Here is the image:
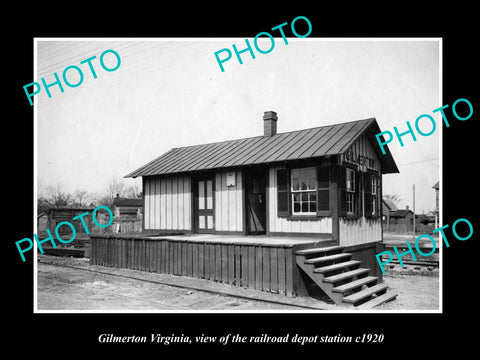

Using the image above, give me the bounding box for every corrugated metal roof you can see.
[126,117,399,178]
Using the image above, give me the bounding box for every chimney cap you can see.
[263,111,278,120]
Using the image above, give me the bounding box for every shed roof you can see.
[117,207,140,214]
[48,206,95,212]
[382,198,398,211]
[126,117,398,178]
[113,198,143,207]
[390,209,413,218]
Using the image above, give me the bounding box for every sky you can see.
[36,38,440,213]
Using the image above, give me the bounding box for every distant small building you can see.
[46,206,114,237]
[416,213,435,225]
[112,195,143,233]
[381,198,398,225]
[433,181,439,227]
[37,213,48,233]
[389,206,414,226]
[48,206,96,235]
[383,205,414,233]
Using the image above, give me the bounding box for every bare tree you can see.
[97,176,127,209]
[73,189,89,206]
[44,183,72,207]
[106,177,125,199]
[37,196,51,215]
[124,182,142,198]
[37,183,73,214]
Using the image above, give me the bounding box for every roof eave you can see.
[363,120,400,175]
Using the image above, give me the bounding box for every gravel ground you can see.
[37,261,301,311]
[380,272,439,310]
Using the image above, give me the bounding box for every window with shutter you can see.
[291,167,317,215]
[277,166,332,218]
[341,166,361,219]
[276,168,290,217]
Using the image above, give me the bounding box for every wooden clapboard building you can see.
[90,111,399,308]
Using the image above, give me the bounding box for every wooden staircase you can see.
[295,245,397,309]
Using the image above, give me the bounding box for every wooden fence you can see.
[113,219,142,233]
[90,235,300,296]
[384,223,436,234]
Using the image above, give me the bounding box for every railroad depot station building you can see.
[91,111,399,308]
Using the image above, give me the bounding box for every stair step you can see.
[356,292,398,310]
[305,253,352,264]
[314,260,361,274]
[323,268,370,283]
[295,246,344,256]
[342,283,388,304]
[332,276,378,294]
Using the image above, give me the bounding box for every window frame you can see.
[345,167,356,216]
[367,170,380,219]
[371,173,377,215]
[340,164,361,219]
[290,167,317,216]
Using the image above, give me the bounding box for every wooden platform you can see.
[149,234,330,247]
[90,233,335,297]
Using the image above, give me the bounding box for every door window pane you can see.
[206,180,213,209]
[198,181,205,210]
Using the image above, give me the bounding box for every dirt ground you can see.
[37,256,302,311]
[380,271,439,310]
[37,262,303,311]
[36,255,439,311]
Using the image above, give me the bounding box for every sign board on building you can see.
[226,171,236,187]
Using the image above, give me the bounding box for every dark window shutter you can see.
[316,167,330,214]
[277,169,290,217]
[355,170,361,217]
[377,176,382,218]
[364,172,372,218]
[339,166,347,217]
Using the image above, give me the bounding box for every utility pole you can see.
[413,184,416,238]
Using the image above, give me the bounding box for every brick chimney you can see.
[263,111,277,137]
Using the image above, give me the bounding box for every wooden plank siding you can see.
[339,217,382,246]
[268,165,333,234]
[90,235,301,297]
[144,175,191,231]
